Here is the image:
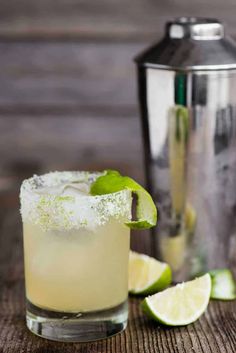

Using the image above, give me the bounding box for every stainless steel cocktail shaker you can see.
[136,17,236,281]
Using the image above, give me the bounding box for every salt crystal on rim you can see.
[20,171,132,231]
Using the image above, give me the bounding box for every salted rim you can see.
[21,170,101,195]
[20,171,132,231]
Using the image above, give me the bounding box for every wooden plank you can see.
[0,207,236,352]
[0,1,236,40]
[0,115,144,182]
[0,42,142,112]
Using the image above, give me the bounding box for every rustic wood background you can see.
[0,2,236,352]
[0,0,236,184]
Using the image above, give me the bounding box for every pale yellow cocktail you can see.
[20,171,132,341]
[23,219,130,312]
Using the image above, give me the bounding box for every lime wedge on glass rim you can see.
[141,274,211,326]
[90,170,157,229]
[209,269,236,300]
[129,251,172,295]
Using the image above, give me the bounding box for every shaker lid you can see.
[135,17,236,71]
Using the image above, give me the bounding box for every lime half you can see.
[141,274,211,326]
[129,251,172,295]
[209,269,236,300]
[90,170,157,229]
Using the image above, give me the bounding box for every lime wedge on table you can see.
[129,251,172,295]
[209,269,236,300]
[90,170,157,229]
[141,274,211,326]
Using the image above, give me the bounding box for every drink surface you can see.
[20,171,132,313]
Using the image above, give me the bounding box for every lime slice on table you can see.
[141,273,211,326]
[129,251,172,295]
[209,269,236,300]
[90,170,157,229]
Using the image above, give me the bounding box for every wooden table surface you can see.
[0,194,235,353]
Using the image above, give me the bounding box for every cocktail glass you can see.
[20,171,132,342]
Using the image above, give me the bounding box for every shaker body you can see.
[138,66,236,281]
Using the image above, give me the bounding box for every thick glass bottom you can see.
[26,299,128,342]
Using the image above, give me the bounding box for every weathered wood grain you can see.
[0,207,236,353]
[0,41,147,181]
[0,42,142,112]
[0,0,236,40]
[0,114,144,183]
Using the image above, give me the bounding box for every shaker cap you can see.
[167,17,224,41]
[136,17,236,71]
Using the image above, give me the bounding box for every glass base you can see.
[26,300,128,342]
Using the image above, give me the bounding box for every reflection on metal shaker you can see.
[135,17,236,281]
